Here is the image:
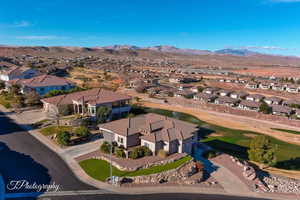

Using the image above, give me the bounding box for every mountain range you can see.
[97,45,260,56]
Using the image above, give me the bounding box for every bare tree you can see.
[46,106,61,126]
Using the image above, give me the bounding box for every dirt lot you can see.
[233,66,300,78]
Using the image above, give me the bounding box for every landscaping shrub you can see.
[74,126,90,137]
[100,142,112,154]
[57,131,71,146]
[129,149,139,159]
[158,150,168,158]
[140,146,152,156]
[115,148,126,158]
[129,146,153,159]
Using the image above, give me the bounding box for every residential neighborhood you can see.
[2,1,300,200]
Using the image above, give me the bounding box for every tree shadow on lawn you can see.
[202,139,249,160]
[275,157,300,170]
[0,141,51,195]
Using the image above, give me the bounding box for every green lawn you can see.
[79,156,192,181]
[271,128,300,135]
[40,125,74,136]
[132,106,300,170]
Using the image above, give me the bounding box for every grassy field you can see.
[271,128,300,135]
[40,125,74,136]
[79,156,192,181]
[132,106,300,170]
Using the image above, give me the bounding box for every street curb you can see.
[0,174,5,200]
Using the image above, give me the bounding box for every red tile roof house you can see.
[263,96,283,105]
[0,65,39,82]
[238,100,262,112]
[286,85,299,93]
[7,74,74,96]
[193,93,217,103]
[271,83,286,91]
[217,89,232,97]
[271,105,293,116]
[230,91,248,99]
[259,82,272,90]
[203,87,219,95]
[246,94,265,102]
[214,96,240,107]
[174,90,194,98]
[98,113,199,155]
[41,88,132,120]
[245,82,258,89]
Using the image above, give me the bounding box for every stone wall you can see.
[124,159,203,185]
[92,153,186,171]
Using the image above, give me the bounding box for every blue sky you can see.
[0,0,300,55]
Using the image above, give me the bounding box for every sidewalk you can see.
[0,105,298,200]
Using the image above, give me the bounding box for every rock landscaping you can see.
[260,173,300,194]
[120,159,204,185]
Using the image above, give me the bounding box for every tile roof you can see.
[41,88,131,106]
[239,100,261,108]
[8,74,73,87]
[99,113,198,143]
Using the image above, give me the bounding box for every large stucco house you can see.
[41,88,132,119]
[99,113,199,155]
[7,74,74,96]
[0,65,39,81]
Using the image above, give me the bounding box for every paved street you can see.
[0,111,96,195]
[6,193,272,200]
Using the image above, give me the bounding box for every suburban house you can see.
[246,94,264,102]
[218,89,231,97]
[286,85,298,93]
[203,87,219,95]
[238,100,261,111]
[272,84,285,91]
[282,99,300,108]
[190,86,199,93]
[245,82,258,89]
[99,113,199,155]
[41,88,132,119]
[193,93,217,103]
[0,66,39,81]
[259,82,271,90]
[230,91,248,99]
[214,96,239,107]
[271,105,293,116]
[296,109,300,118]
[178,84,193,91]
[264,96,283,105]
[174,90,194,98]
[7,74,74,96]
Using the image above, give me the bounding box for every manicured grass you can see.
[79,156,192,181]
[40,125,73,136]
[271,128,300,135]
[133,107,300,170]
